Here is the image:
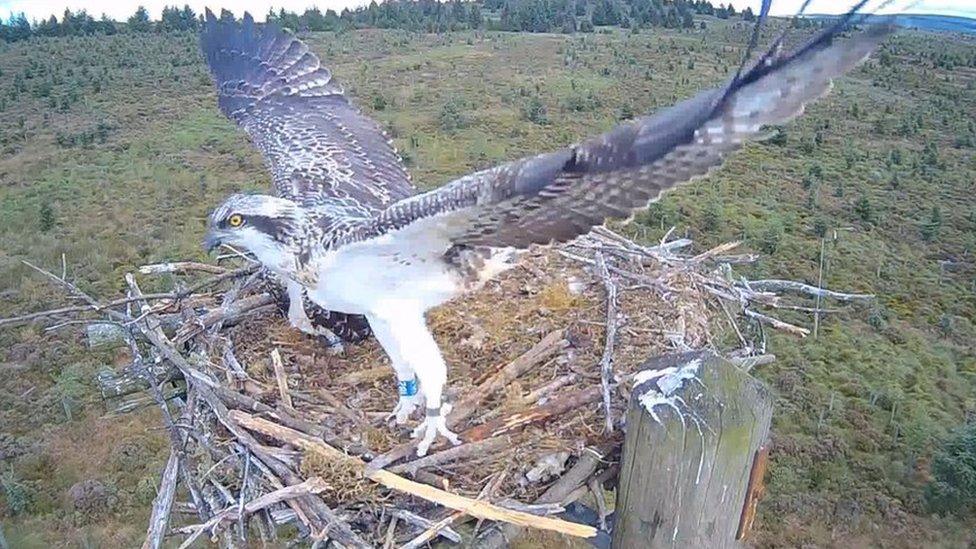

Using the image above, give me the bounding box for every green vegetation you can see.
[926,423,976,516]
[1,0,757,41]
[0,6,973,547]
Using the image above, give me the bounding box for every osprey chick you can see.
[200,4,890,455]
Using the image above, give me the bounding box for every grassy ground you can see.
[0,19,974,547]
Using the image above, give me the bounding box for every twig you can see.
[390,437,511,476]
[523,374,577,405]
[1,264,257,328]
[743,309,811,337]
[475,445,611,548]
[142,449,181,549]
[398,511,465,549]
[729,354,777,372]
[389,509,463,544]
[175,477,331,549]
[368,330,567,472]
[462,386,603,442]
[270,349,295,410]
[594,252,619,433]
[747,279,873,302]
[230,411,596,539]
[139,262,229,275]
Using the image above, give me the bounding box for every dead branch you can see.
[175,477,331,549]
[747,279,874,302]
[139,262,229,275]
[142,449,181,549]
[744,309,811,337]
[230,411,596,539]
[270,349,295,410]
[390,437,512,476]
[174,293,275,344]
[729,354,777,372]
[399,511,466,549]
[368,330,567,472]
[475,445,612,548]
[389,508,463,544]
[462,386,603,441]
[594,252,619,433]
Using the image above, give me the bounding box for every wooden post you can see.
[612,351,773,548]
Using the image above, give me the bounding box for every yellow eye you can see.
[227,214,244,228]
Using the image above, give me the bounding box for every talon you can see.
[413,407,460,456]
[387,394,421,425]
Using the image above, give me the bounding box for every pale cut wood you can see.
[139,261,229,275]
[612,351,773,548]
[229,411,596,539]
[270,349,294,409]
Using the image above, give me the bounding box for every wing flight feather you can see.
[200,11,415,209]
[365,8,890,250]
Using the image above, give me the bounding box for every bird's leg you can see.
[367,308,461,455]
[286,280,343,354]
[367,313,423,424]
[388,363,423,425]
[404,330,460,456]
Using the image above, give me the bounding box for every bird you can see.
[199,3,890,455]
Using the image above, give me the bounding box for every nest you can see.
[3,228,873,547]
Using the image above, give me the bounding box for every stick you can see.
[523,374,577,405]
[229,411,596,539]
[174,293,275,344]
[139,262,228,275]
[462,386,603,442]
[142,449,181,549]
[176,477,331,549]
[125,276,364,548]
[474,445,611,548]
[743,309,811,337]
[390,437,511,476]
[1,264,257,328]
[453,329,567,424]
[270,349,294,410]
[398,511,465,549]
[729,354,776,372]
[594,252,618,433]
[389,509,463,543]
[747,279,873,302]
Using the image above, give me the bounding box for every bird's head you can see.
[205,194,305,269]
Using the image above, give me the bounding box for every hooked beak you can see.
[203,231,222,253]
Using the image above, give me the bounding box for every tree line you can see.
[0,0,753,42]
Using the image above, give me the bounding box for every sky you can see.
[1,0,973,24]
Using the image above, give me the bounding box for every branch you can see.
[142,450,180,549]
[139,262,229,275]
[594,252,619,433]
[744,309,811,337]
[229,411,596,539]
[746,279,874,302]
[175,477,331,549]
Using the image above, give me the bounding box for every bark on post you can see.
[613,351,773,548]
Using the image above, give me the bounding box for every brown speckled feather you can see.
[359,22,890,252]
[200,11,415,210]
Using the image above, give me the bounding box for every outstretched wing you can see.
[200,11,415,209]
[361,13,890,249]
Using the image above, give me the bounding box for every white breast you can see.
[307,216,465,315]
